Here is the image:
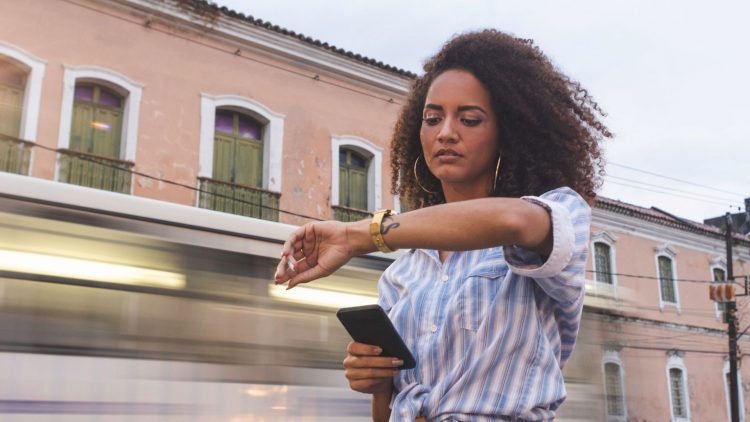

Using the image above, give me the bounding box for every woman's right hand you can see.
[343,341,402,394]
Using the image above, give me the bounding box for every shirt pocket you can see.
[452,266,507,331]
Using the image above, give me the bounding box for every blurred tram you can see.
[0,172,388,421]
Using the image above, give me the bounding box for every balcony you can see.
[58,148,133,194]
[0,134,33,175]
[198,177,280,222]
[332,205,371,222]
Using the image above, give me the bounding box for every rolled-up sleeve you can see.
[504,187,591,304]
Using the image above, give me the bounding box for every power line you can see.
[608,162,746,198]
[605,175,743,206]
[604,179,741,208]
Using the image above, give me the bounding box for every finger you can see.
[343,355,404,369]
[292,249,306,262]
[286,262,333,289]
[345,367,400,381]
[349,379,392,394]
[347,342,383,356]
[282,226,306,257]
[302,224,317,264]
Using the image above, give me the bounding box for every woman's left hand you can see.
[274,220,369,289]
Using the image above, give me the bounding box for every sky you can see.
[216,0,749,223]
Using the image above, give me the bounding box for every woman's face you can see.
[420,69,500,200]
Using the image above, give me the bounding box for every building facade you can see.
[2,0,750,421]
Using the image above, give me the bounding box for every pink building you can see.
[1,0,749,420]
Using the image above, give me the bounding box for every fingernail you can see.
[392,359,403,366]
[372,347,382,354]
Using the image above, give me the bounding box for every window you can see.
[714,266,728,316]
[213,109,263,187]
[339,148,368,211]
[331,135,382,222]
[655,244,679,309]
[57,66,143,194]
[70,84,124,158]
[0,59,26,138]
[659,256,676,303]
[0,42,46,142]
[198,95,284,221]
[594,242,613,284]
[724,360,746,421]
[666,354,690,421]
[602,351,627,421]
[0,42,46,176]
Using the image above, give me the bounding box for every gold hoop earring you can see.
[413,155,436,194]
[492,154,502,194]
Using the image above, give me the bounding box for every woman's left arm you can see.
[275,197,552,288]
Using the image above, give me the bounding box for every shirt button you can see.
[441,274,449,282]
[430,324,438,333]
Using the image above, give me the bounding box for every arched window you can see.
[594,242,613,284]
[655,243,679,310]
[659,256,677,303]
[331,135,382,222]
[339,148,369,211]
[198,94,283,221]
[212,108,263,187]
[712,259,728,318]
[70,83,124,158]
[0,59,26,138]
[57,66,142,194]
[666,354,690,421]
[724,360,746,421]
[602,351,627,421]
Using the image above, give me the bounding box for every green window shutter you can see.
[70,102,95,152]
[212,133,235,182]
[339,164,349,206]
[234,138,262,187]
[91,107,122,158]
[0,82,23,138]
[348,168,367,210]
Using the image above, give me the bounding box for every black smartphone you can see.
[336,304,416,369]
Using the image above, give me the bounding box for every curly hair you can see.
[391,29,611,208]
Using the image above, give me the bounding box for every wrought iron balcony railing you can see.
[332,205,371,223]
[58,149,134,194]
[0,133,33,175]
[198,177,280,222]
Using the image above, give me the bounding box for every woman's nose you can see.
[436,118,458,144]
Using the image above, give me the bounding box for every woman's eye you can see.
[462,118,482,127]
[422,116,442,126]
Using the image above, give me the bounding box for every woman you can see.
[275,30,610,421]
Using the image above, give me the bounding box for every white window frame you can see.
[655,243,680,311]
[331,135,382,212]
[57,65,143,166]
[712,256,729,320]
[591,231,618,285]
[0,42,46,146]
[724,359,746,422]
[666,353,690,422]
[602,350,627,422]
[199,94,284,193]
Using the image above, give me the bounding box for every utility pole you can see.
[727,212,740,422]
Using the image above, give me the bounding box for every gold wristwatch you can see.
[369,209,397,253]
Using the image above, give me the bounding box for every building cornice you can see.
[109,0,413,96]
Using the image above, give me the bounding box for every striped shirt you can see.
[377,187,591,421]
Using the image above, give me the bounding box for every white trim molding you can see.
[723,359,746,422]
[666,352,691,422]
[331,135,383,212]
[57,65,144,163]
[655,243,681,312]
[199,94,284,192]
[602,350,627,422]
[0,42,46,143]
[711,256,729,320]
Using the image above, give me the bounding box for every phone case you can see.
[336,304,416,369]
